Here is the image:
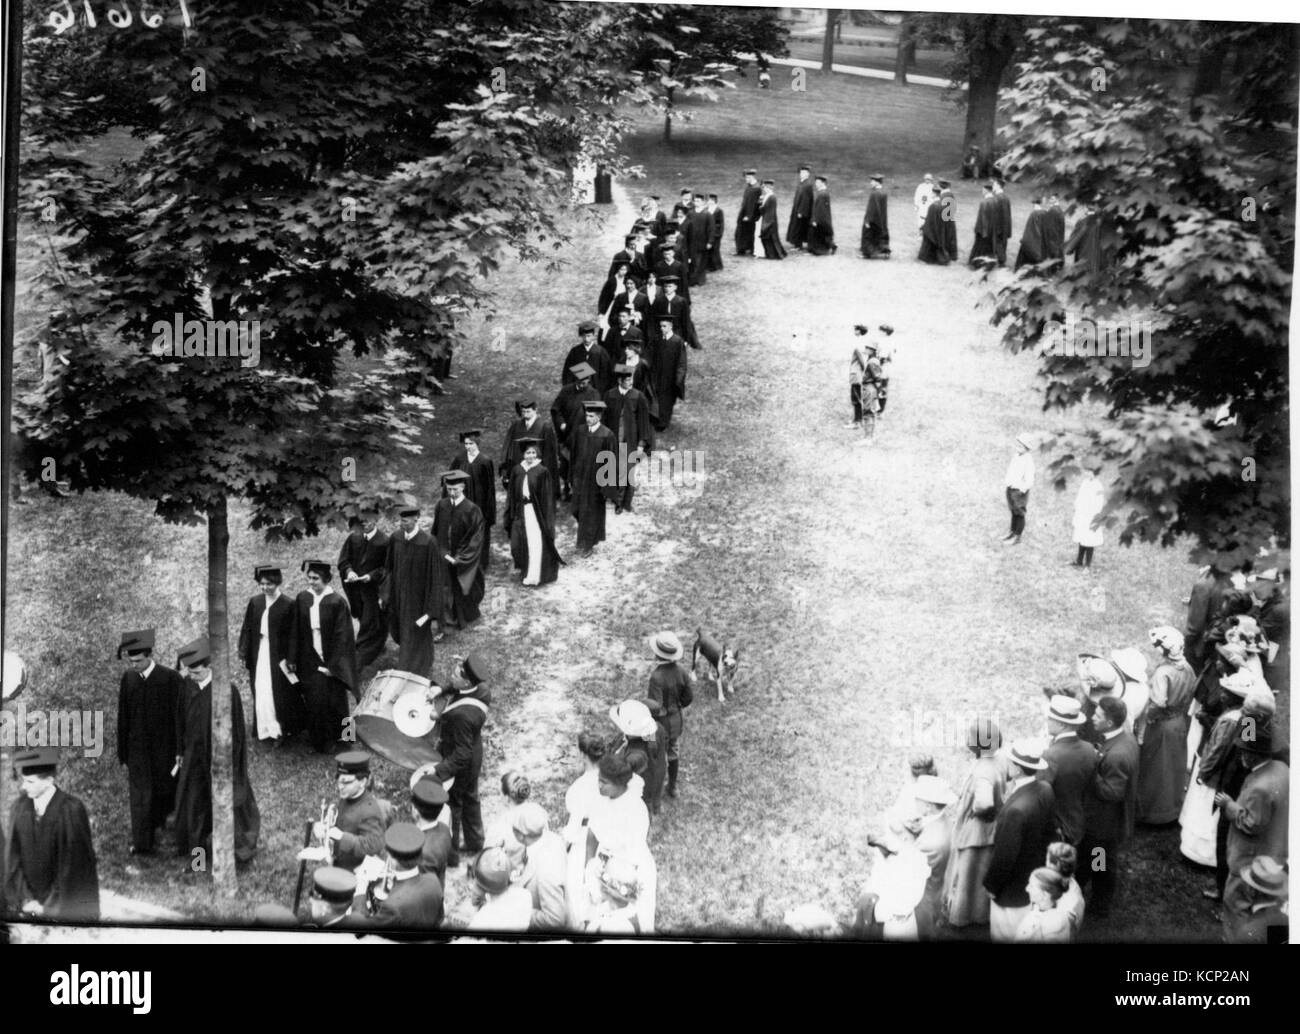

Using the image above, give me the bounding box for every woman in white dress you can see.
[504,440,561,586]
[1071,465,1105,568]
[236,564,299,742]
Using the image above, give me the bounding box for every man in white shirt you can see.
[1003,433,1035,544]
[914,173,935,233]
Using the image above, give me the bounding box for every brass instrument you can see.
[320,798,339,865]
[363,856,396,916]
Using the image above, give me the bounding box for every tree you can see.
[821,9,839,74]
[894,15,917,86]
[17,0,641,897]
[989,19,1295,567]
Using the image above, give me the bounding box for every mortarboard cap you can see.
[458,429,482,442]
[614,363,634,376]
[13,747,60,776]
[177,636,211,669]
[569,361,597,380]
[578,320,597,333]
[440,469,470,485]
[301,559,332,580]
[254,564,283,584]
[117,629,156,659]
[744,168,758,176]
[582,400,608,412]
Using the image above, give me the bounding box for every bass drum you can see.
[352,670,445,771]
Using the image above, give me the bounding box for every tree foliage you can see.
[991,19,1295,567]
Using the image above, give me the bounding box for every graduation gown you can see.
[5,789,99,920]
[1042,206,1066,261]
[1014,209,1049,270]
[505,462,563,585]
[808,190,835,255]
[759,194,786,259]
[648,294,700,351]
[384,529,443,678]
[551,382,600,464]
[860,189,890,258]
[651,259,691,302]
[707,208,725,271]
[433,496,486,629]
[734,184,761,254]
[450,449,496,573]
[596,273,627,318]
[117,662,183,850]
[969,196,999,264]
[786,178,814,247]
[995,194,1012,265]
[337,527,390,672]
[560,342,614,396]
[237,591,305,735]
[686,209,714,286]
[609,289,649,334]
[571,422,619,549]
[1065,213,1112,273]
[648,333,688,431]
[919,195,953,264]
[603,386,652,506]
[173,679,260,863]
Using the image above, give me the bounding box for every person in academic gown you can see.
[758,181,787,260]
[560,321,614,397]
[335,510,390,671]
[969,183,999,266]
[603,365,653,514]
[686,195,715,287]
[807,176,835,255]
[623,337,659,441]
[706,195,725,271]
[734,170,761,256]
[115,628,183,854]
[1042,195,1067,263]
[1065,205,1112,273]
[449,430,496,573]
[602,308,639,367]
[501,398,560,503]
[597,262,632,320]
[433,470,486,630]
[172,638,260,864]
[647,317,688,432]
[859,176,891,258]
[505,438,563,587]
[605,237,647,287]
[993,179,1012,266]
[290,561,361,752]
[786,165,814,248]
[608,275,650,336]
[551,363,601,502]
[940,183,959,260]
[647,277,701,351]
[383,505,443,680]
[571,401,619,555]
[651,241,691,303]
[237,564,304,741]
[5,748,100,921]
[1015,198,1050,270]
[918,187,951,265]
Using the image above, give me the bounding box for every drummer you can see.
[314,750,387,872]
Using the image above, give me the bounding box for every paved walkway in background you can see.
[743,54,958,91]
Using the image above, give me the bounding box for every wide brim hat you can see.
[1240,856,1287,896]
[609,700,658,739]
[1047,694,1086,726]
[1219,669,1260,698]
[1148,625,1185,654]
[1008,739,1049,772]
[912,774,956,807]
[648,631,684,661]
[1110,647,1148,683]
[474,847,513,895]
[1076,653,1123,696]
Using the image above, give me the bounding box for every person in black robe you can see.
[115,628,182,855]
[1015,198,1050,271]
[571,401,619,555]
[5,748,99,921]
[940,182,959,261]
[551,362,600,502]
[651,241,691,303]
[918,186,950,265]
[706,195,725,272]
[602,308,638,367]
[648,317,688,433]
[336,511,390,671]
[1065,204,1113,273]
[560,322,614,396]
[605,236,647,287]
[504,438,563,586]
[603,365,654,514]
[608,275,650,337]
[289,561,360,752]
[500,398,560,500]
[596,262,632,321]
[969,183,999,266]
[449,430,496,573]
[623,337,659,442]
[237,564,304,742]
[172,638,260,866]
[648,277,701,351]
[993,179,1013,266]
[433,470,486,630]
[786,165,814,249]
[807,176,836,255]
[758,180,787,260]
[1042,194,1066,263]
[734,169,761,256]
[686,195,715,287]
[859,174,891,259]
[383,505,443,679]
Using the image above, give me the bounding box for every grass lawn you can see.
[5,72,1226,939]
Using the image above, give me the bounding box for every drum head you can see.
[353,673,443,772]
[394,689,436,738]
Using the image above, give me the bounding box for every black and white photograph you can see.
[0,0,1293,966]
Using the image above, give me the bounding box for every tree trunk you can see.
[662,86,674,143]
[821,10,838,73]
[895,16,915,86]
[1191,42,1228,115]
[962,34,1018,171]
[208,495,236,897]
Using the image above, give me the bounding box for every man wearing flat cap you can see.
[410,778,453,886]
[173,637,260,867]
[384,504,444,679]
[501,399,560,498]
[551,363,601,502]
[116,628,184,855]
[237,565,304,742]
[561,321,614,396]
[337,508,391,669]
[318,750,388,872]
[433,654,492,866]
[603,364,653,515]
[570,400,619,556]
[433,470,487,631]
[308,866,367,928]
[4,748,100,920]
[1042,695,1098,846]
[369,822,445,928]
[290,561,360,753]
[735,169,761,256]
[449,430,497,574]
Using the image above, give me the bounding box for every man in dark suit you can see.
[734,169,761,256]
[369,823,445,929]
[289,561,359,753]
[1217,727,1289,889]
[433,655,492,866]
[337,510,390,670]
[1078,695,1138,916]
[1042,695,1099,845]
[115,628,183,855]
[410,778,452,887]
[984,740,1057,941]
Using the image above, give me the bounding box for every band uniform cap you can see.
[583,400,608,411]
[254,565,283,583]
[512,802,548,840]
[1239,856,1287,896]
[440,469,471,485]
[117,629,156,658]
[1008,739,1049,771]
[336,750,372,776]
[461,653,489,686]
[384,822,427,862]
[649,631,684,661]
[1047,694,1086,725]
[614,363,634,376]
[1110,647,1148,683]
[412,778,449,808]
[13,747,60,776]
[578,320,598,333]
[474,846,513,895]
[302,559,332,578]
[313,866,358,904]
[177,636,211,669]
[569,362,597,380]
[458,428,482,442]
[911,774,957,806]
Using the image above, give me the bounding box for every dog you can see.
[690,628,740,703]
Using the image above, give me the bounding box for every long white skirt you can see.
[1179,755,1218,866]
[253,640,282,740]
[523,502,543,586]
